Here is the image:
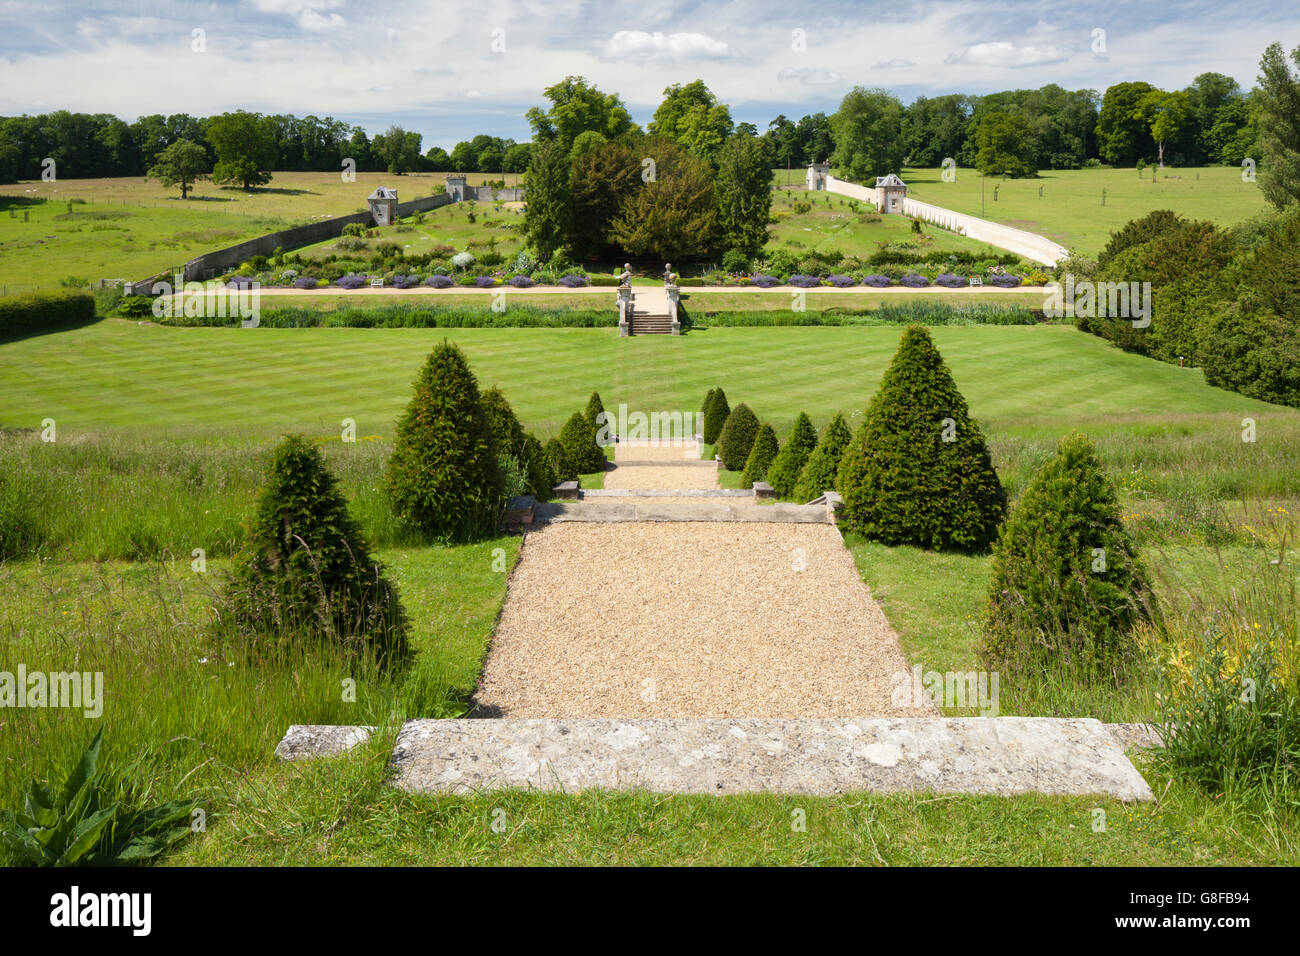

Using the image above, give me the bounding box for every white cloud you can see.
[604,30,732,60]
[945,41,1069,68]
[299,10,345,30]
[248,0,345,13]
[873,58,915,69]
[776,67,842,85]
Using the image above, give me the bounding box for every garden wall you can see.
[130,192,461,290]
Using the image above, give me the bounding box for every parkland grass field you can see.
[2,315,1298,865]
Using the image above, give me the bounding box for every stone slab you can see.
[533,501,830,524]
[275,724,375,760]
[581,488,751,498]
[389,717,1153,801]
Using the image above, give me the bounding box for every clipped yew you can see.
[740,423,779,489]
[386,341,503,540]
[980,433,1155,674]
[837,325,1005,550]
[794,413,852,502]
[766,412,818,498]
[702,388,730,445]
[560,411,604,475]
[546,437,576,483]
[716,403,759,472]
[227,435,408,667]
[482,386,526,459]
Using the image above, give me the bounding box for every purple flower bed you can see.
[826,274,856,288]
[507,275,535,288]
[936,273,966,288]
[335,274,369,290]
[559,274,590,288]
[292,276,318,290]
[788,274,821,288]
[473,275,497,288]
[751,273,780,288]
[227,276,256,290]
[391,274,421,289]
[989,274,1022,287]
[861,274,892,288]
[900,274,930,288]
[425,274,453,289]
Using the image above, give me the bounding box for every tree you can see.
[1134,90,1189,167]
[206,111,275,189]
[837,325,1005,551]
[793,413,852,502]
[546,437,576,482]
[502,143,532,174]
[559,411,604,475]
[609,139,721,262]
[386,342,503,540]
[226,435,409,666]
[716,403,759,472]
[740,423,779,489]
[522,140,572,261]
[1095,82,1156,166]
[1185,72,1243,163]
[482,386,527,460]
[703,388,730,444]
[830,87,907,182]
[765,413,817,498]
[568,141,641,256]
[424,146,452,171]
[649,80,733,165]
[146,139,209,199]
[980,433,1154,675]
[374,125,421,174]
[522,433,556,501]
[973,111,1037,177]
[526,76,636,153]
[1256,42,1300,210]
[903,95,971,168]
[715,132,773,258]
[449,140,478,172]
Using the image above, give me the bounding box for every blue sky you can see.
[1,0,1296,148]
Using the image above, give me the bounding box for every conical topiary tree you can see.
[546,436,576,483]
[716,403,759,472]
[837,325,1005,551]
[227,435,408,667]
[766,412,818,498]
[585,390,616,454]
[740,422,779,489]
[482,386,526,460]
[522,433,556,501]
[980,433,1156,674]
[794,412,852,502]
[386,341,503,540]
[560,411,604,475]
[702,388,730,445]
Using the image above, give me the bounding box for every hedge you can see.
[0,290,95,337]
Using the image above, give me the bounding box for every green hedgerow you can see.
[702,388,731,445]
[837,325,1005,551]
[225,435,409,667]
[980,432,1155,676]
[546,437,576,483]
[794,412,852,502]
[385,341,504,540]
[740,423,780,489]
[560,411,604,475]
[716,403,759,472]
[766,412,817,498]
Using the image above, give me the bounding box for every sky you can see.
[1,0,1297,148]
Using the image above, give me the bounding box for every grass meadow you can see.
[2,315,1297,865]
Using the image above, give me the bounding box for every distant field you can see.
[900,165,1269,258]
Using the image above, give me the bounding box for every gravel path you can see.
[603,463,719,491]
[475,522,934,718]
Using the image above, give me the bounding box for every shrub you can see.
[559,411,604,476]
[837,325,1006,551]
[988,273,1021,288]
[935,273,966,288]
[386,342,504,540]
[342,222,366,237]
[861,274,892,288]
[788,274,821,288]
[507,275,535,287]
[473,275,497,288]
[1199,298,1300,408]
[335,235,368,252]
[293,276,318,290]
[721,248,751,274]
[522,433,557,501]
[425,274,453,289]
[115,296,156,319]
[826,274,856,287]
[752,274,780,288]
[1097,209,1185,271]
[452,252,475,270]
[766,412,818,498]
[793,412,852,502]
[482,386,526,459]
[335,274,368,290]
[740,423,780,489]
[585,391,612,453]
[545,437,576,483]
[391,274,421,289]
[900,273,930,287]
[558,273,589,288]
[716,403,759,471]
[979,433,1154,676]
[226,435,409,666]
[702,388,731,445]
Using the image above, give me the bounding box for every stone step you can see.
[532,500,833,523]
[388,717,1154,801]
